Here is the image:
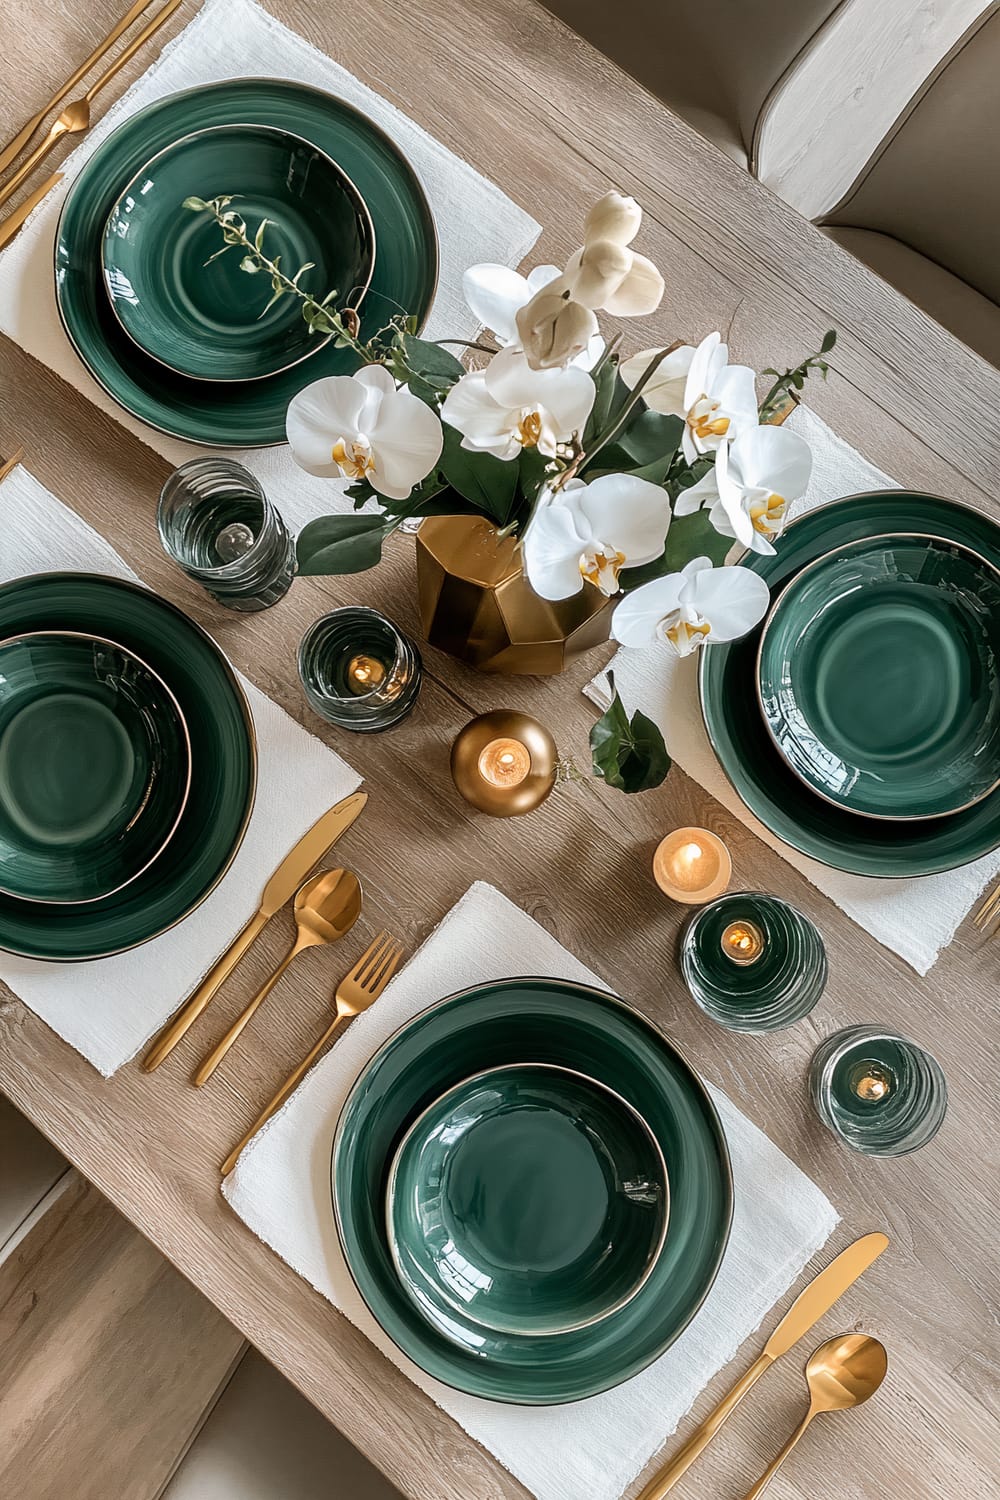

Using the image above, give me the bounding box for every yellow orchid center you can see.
[749,492,787,535]
[664,616,711,651]
[687,394,730,443]
[332,437,375,480]
[580,547,627,594]
[516,410,543,448]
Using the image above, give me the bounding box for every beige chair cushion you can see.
[822,227,1000,368]
[0,1095,66,1253]
[824,6,1000,310]
[540,0,844,160]
[163,1350,402,1500]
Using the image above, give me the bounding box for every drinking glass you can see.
[298,607,422,732]
[810,1025,947,1155]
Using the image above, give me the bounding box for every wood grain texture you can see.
[0,1170,245,1500]
[0,3,998,1499]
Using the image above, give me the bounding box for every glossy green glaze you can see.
[387,1063,669,1338]
[56,79,437,445]
[0,632,190,904]
[103,125,375,383]
[757,534,1000,819]
[700,494,1000,876]
[333,978,732,1404]
[0,576,255,960]
[680,892,827,1033]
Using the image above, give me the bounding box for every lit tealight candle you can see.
[848,1061,895,1103]
[451,710,558,817]
[345,653,388,695]
[720,919,766,966]
[653,828,732,904]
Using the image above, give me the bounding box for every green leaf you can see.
[295,515,391,575]
[820,328,837,354]
[617,408,684,467]
[582,359,618,447]
[590,672,671,794]
[399,334,465,385]
[239,256,260,274]
[182,195,208,212]
[439,425,519,524]
[254,218,268,250]
[381,484,483,520]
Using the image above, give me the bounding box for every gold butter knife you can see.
[142,790,368,1072]
[636,1232,889,1499]
[0,0,158,175]
[0,172,62,251]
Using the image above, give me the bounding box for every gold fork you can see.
[973,879,1000,931]
[220,931,404,1176]
[0,0,184,213]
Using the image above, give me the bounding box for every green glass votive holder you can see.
[298,607,422,733]
[680,891,827,1032]
[810,1025,947,1156]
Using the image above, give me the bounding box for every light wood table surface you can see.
[0,3,997,1497]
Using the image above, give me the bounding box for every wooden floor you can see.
[0,2,998,1499]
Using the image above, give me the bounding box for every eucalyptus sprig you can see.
[182,194,367,351]
[759,329,837,422]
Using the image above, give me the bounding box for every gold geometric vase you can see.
[415,515,614,675]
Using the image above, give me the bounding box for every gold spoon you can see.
[742,1334,887,1500]
[193,868,362,1087]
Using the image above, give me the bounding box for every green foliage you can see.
[590,672,671,794]
[439,426,519,525]
[759,330,837,420]
[296,515,392,575]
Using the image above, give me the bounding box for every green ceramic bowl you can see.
[333,977,732,1405]
[0,631,191,904]
[757,534,1000,819]
[386,1063,669,1339]
[699,493,1000,877]
[0,575,255,960]
[103,124,376,383]
[55,79,437,446]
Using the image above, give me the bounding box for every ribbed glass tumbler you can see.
[810,1025,947,1156]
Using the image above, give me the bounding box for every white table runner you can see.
[0,463,361,1075]
[0,0,541,532]
[226,880,839,1500]
[588,404,1000,975]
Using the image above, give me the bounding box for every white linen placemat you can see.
[225,880,839,1500]
[586,404,1000,975]
[0,463,361,1075]
[0,0,541,531]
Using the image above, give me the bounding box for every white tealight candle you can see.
[653,827,733,904]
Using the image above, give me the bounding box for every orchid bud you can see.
[603,252,665,317]
[515,290,599,370]
[567,239,633,309]
[584,192,642,248]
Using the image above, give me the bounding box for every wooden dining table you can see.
[0,2,997,1496]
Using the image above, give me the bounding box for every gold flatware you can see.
[636,1231,889,1498]
[0,172,62,250]
[0,445,26,483]
[0,0,184,213]
[973,878,1000,931]
[142,790,368,1072]
[742,1333,887,1500]
[193,867,363,1087]
[221,930,403,1175]
[0,0,158,175]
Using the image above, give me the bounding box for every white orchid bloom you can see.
[286,365,443,502]
[620,332,758,464]
[462,262,604,370]
[440,346,595,462]
[674,425,813,556]
[612,556,770,657]
[522,473,670,602]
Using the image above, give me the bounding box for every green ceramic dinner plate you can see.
[333,978,732,1404]
[757,534,1000,819]
[386,1063,669,1339]
[700,493,1000,876]
[0,575,255,960]
[103,124,375,383]
[56,79,437,445]
[0,631,191,904]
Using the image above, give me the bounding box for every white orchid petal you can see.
[570,239,632,308]
[711,363,759,434]
[683,563,771,641]
[286,375,369,476]
[673,468,720,516]
[683,332,724,412]
[602,252,665,316]
[714,440,756,547]
[461,264,529,344]
[522,504,589,600]
[440,371,520,460]
[368,386,444,500]
[611,574,686,647]
[525,264,563,295]
[727,424,813,501]
[485,349,596,435]
[576,473,670,566]
[619,345,694,416]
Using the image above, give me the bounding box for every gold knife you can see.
[636,1231,889,1499]
[142,790,368,1072]
[0,0,158,175]
[0,172,62,251]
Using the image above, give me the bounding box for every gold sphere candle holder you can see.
[450,710,557,817]
[652,828,732,904]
